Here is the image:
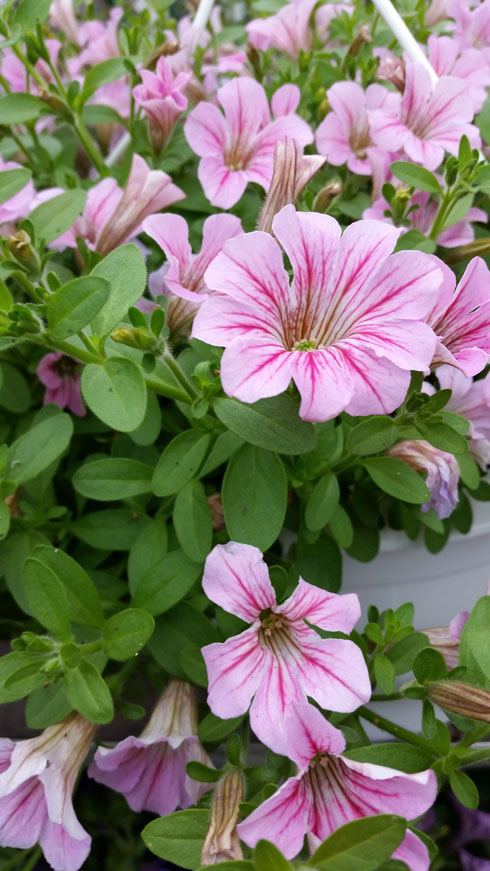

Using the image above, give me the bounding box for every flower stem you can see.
[22,845,42,871]
[358,706,441,756]
[162,350,199,401]
[73,115,107,176]
[458,747,490,766]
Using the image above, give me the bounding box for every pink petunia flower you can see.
[428,34,490,113]
[237,703,437,868]
[200,542,370,755]
[183,78,313,208]
[448,0,490,62]
[88,680,213,815]
[364,189,487,248]
[193,204,443,422]
[0,713,95,871]
[69,7,123,75]
[143,212,243,334]
[133,56,192,153]
[369,62,481,170]
[430,364,490,467]
[424,609,470,670]
[316,81,396,175]
[0,157,35,228]
[427,257,490,377]
[37,353,85,417]
[246,0,319,59]
[386,439,460,518]
[49,0,80,44]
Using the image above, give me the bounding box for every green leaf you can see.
[186,761,221,783]
[104,608,155,660]
[374,654,396,694]
[328,505,354,548]
[22,557,71,638]
[441,193,475,232]
[0,652,47,703]
[394,230,436,254]
[7,412,73,484]
[81,58,129,100]
[222,444,287,551]
[390,162,442,194]
[152,431,211,497]
[198,711,244,743]
[148,602,220,679]
[64,658,114,724]
[25,683,73,729]
[71,508,149,550]
[362,457,430,504]
[413,647,447,684]
[296,531,342,592]
[417,421,468,454]
[254,840,292,871]
[213,394,316,455]
[344,743,434,773]
[90,244,147,337]
[387,632,430,675]
[29,190,87,245]
[0,168,32,206]
[12,0,51,30]
[0,362,31,413]
[0,93,45,123]
[73,457,153,500]
[476,95,490,145]
[458,453,480,490]
[199,431,243,477]
[142,809,210,870]
[132,550,202,615]
[81,357,147,432]
[310,814,407,870]
[47,276,110,339]
[173,479,212,563]
[30,545,104,629]
[347,417,397,455]
[128,516,168,593]
[449,770,479,809]
[129,389,161,446]
[305,471,340,531]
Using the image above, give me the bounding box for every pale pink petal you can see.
[340,757,437,819]
[249,652,305,753]
[198,156,248,209]
[37,353,63,389]
[340,344,411,416]
[278,578,361,634]
[0,780,46,849]
[218,77,270,139]
[283,703,346,769]
[143,213,192,272]
[0,742,13,774]
[393,830,431,871]
[41,822,91,871]
[288,347,354,421]
[353,320,437,371]
[184,102,227,157]
[202,628,266,720]
[449,609,470,641]
[328,221,400,317]
[369,109,408,153]
[202,542,276,622]
[220,335,293,403]
[271,83,301,117]
[192,214,244,287]
[192,294,277,346]
[237,774,309,859]
[327,81,367,132]
[294,637,372,714]
[315,113,353,165]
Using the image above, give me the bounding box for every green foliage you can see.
[29,190,87,244]
[142,809,210,869]
[222,444,287,550]
[81,357,147,431]
[309,815,407,870]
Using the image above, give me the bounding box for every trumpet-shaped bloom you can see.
[37,353,85,417]
[200,542,370,755]
[237,703,437,868]
[193,204,443,422]
[370,62,480,170]
[69,7,122,75]
[316,82,395,175]
[0,713,95,871]
[184,78,313,208]
[246,0,319,59]
[143,212,243,333]
[133,56,192,152]
[387,440,460,518]
[88,680,213,815]
[428,34,490,113]
[427,257,490,377]
[257,140,326,234]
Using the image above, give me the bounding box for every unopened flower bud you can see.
[347,24,372,57]
[144,40,180,70]
[386,440,460,519]
[110,327,159,352]
[37,87,73,120]
[257,140,325,234]
[314,181,342,213]
[201,770,244,865]
[377,56,406,93]
[428,680,490,723]
[246,43,261,79]
[6,231,41,274]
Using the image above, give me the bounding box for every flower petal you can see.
[217,77,270,140]
[279,577,361,634]
[283,702,346,769]
[296,637,372,713]
[339,343,412,416]
[249,654,305,753]
[184,102,227,157]
[198,156,249,209]
[340,756,437,820]
[41,822,91,871]
[220,334,292,403]
[202,542,276,620]
[203,628,266,720]
[393,830,431,871]
[288,347,354,422]
[237,774,309,859]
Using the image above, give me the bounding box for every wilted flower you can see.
[370,62,480,170]
[386,440,460,519]
[37,353,85,417]
[200,542,370,755]
[427,257,490,377]
[88,680,213,815]
[133,56,192,153]
[0,713,95,871]
[237,703,436,868]
[428,680,490,722]
[257,140,325,233]
[143,212,243,334]
[201,771,244,865]
[193,204,443,422]
[184,78,313,208]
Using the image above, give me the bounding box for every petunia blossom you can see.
[88,680,213,815]
[237,703,437,868]
[428,34,490,113]
[133,56,192,153]
[448,0,490,62]
[316,81,395,175]
[427,257,490,377]
[193,204,443,422]
[200,542,370,755]
[183,78,313,208]
[0,713,95,871]
[143,212,243,334]
[424,609,470,670]
[369,62,481,170]
[386,440,460,519]
[246,0,319,59]
[37,353,85,417]
[69,7,123,75]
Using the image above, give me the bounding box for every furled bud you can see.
[376,56,406,93]
[201,770,244,865]
[246,43,261,79]
[257,140,326,234]
[347,24,372,57]
[386,440,460,519]
[6,231,41,274]
[37,87,73,121]
[428,680,490,723]
[314,180,342,213]
[110,327,161,352]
